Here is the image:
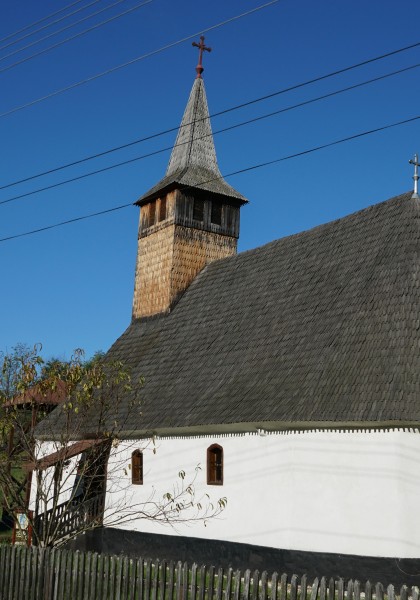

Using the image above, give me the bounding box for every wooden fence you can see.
[0,545,417,600]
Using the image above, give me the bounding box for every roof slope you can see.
[39,192,420,437]
[136,78,246,204]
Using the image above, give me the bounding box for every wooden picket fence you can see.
[0,544,417,600]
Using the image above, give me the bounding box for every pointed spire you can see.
[135,42,246,206]
[166,77,221,177]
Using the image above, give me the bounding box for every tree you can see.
[0,345,226,547]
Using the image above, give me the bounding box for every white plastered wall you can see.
[104,429,420,559]
[28,441,80,512]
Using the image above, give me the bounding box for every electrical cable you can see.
[0,0,104,54]
[1,61,419,205]
[1,113,418,243]
[0,0,87,46]
[0,0,281,117]
[0,0,153,74]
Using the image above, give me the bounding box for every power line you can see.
[0,0,104,54]
[1,114,418,243]
[0,0,153,75]
[0,0,281,117]
[0,0,87,46]
[1,61,419,204]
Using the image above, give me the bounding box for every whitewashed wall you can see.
[104,429,420,559]
[29,441,79,512]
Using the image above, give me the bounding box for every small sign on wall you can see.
[12,511,33,546]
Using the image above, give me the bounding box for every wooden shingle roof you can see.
[38,191,420,438]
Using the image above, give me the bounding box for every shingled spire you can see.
[132,43,247,320]
[136,76,246,204]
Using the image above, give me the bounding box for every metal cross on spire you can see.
[409,154,420,200]
[192,35,211,79]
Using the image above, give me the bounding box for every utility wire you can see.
[0,0,104,54]
[0,0,87,46]
[0,0,280,117]
[0,0,153,74]
[1,114,419,243]
[1,61,419,204]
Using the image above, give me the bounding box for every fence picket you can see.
[89,551,98,600]
[290,575,298,600]
[216,567,224,600]
[232,569,241,600]
[364,581,372,600]
[260,571,268,600]
[159,559,167,600]
[137,557,144,600]
[208,565,215,600]
[199,565,208,600]
[191,562,198,600]
[166,561,174,600]
[183,562,190,600]
[353,581,360,600]
[310,577,319,600]
[243,569,251,600]
[347,580,353,600]
[412,587,419,600]
[115,552,124,600]
[387,584,395,600]
[327,578,334,600]
[270,572,278,600]
[251,570,259,600]
[400,585,408,600]
[336,578,344,600]
[175,561,183,600]
[375,582,384,600]
[319,577,326,600]
[151,559,160,600]
[102,553,110,600]
[279,573,287,600]
[300,575,307,600]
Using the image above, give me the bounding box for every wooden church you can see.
[33,39,420,583]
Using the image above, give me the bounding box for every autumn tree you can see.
[0,345,226,547]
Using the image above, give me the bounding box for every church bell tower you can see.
[132,37,247,320]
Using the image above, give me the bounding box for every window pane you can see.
[211,203,222,225]
[149,201,156,226]
[193,198,204,222]
[159,197,167,222]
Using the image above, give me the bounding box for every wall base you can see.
[64,528,420,587]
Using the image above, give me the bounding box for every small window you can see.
[149,201,156,226]
[207,444,223,485]
[193,198,204,222]
[158,197,167,222]
[211,202,222,225]
[131,450,143,485]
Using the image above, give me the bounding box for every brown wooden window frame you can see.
[131,450,143,485]
[207,444,223,485]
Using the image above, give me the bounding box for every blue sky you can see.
[1,0,420,360]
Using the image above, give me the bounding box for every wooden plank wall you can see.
[0,545,417,600]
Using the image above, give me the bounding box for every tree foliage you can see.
[0,345,226,547]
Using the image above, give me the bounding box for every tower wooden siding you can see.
[132,190,238,319]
